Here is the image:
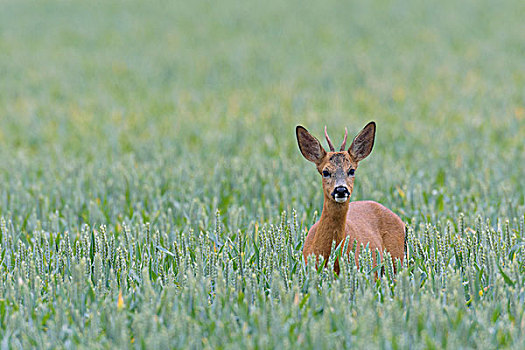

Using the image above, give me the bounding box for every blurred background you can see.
[0,0,523,235]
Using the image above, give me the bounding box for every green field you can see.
[1,0,524,348]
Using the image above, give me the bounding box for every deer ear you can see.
[296,126,326,164]
[348,121,376,162]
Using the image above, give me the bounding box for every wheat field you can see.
[0,0,524,348]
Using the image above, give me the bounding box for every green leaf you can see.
[155,245,175,257]
[497,264,516,287]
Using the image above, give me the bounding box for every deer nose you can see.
[332,186,350,198]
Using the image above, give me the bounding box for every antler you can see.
[339,127,348,151]
[324,126,335,152]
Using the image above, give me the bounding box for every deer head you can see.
[296,122,376,204]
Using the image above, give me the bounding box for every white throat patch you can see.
[334,196,348,203]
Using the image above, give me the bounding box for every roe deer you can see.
[296,122,405,274]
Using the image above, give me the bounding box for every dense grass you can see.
[0,0,524,348]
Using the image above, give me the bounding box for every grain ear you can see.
[349,121,376,162]
[296,126,327,165]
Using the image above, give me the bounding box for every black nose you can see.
[333,186,350,197]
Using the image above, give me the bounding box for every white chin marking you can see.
[334,196,348,203]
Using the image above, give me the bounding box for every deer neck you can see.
[313,195,349,259]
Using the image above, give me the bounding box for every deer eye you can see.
[322,170,331,178]
[348,169,355,176]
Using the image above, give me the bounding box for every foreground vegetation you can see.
[0,0,524,348]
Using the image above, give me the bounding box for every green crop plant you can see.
[0,0,524,348]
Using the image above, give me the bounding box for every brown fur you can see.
[303,199,405,274]
[297,123,405,274]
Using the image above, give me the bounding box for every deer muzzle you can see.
[332,186,350,203]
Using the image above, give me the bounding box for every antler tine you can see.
[339,127,348,151]
[324,126,335,152]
